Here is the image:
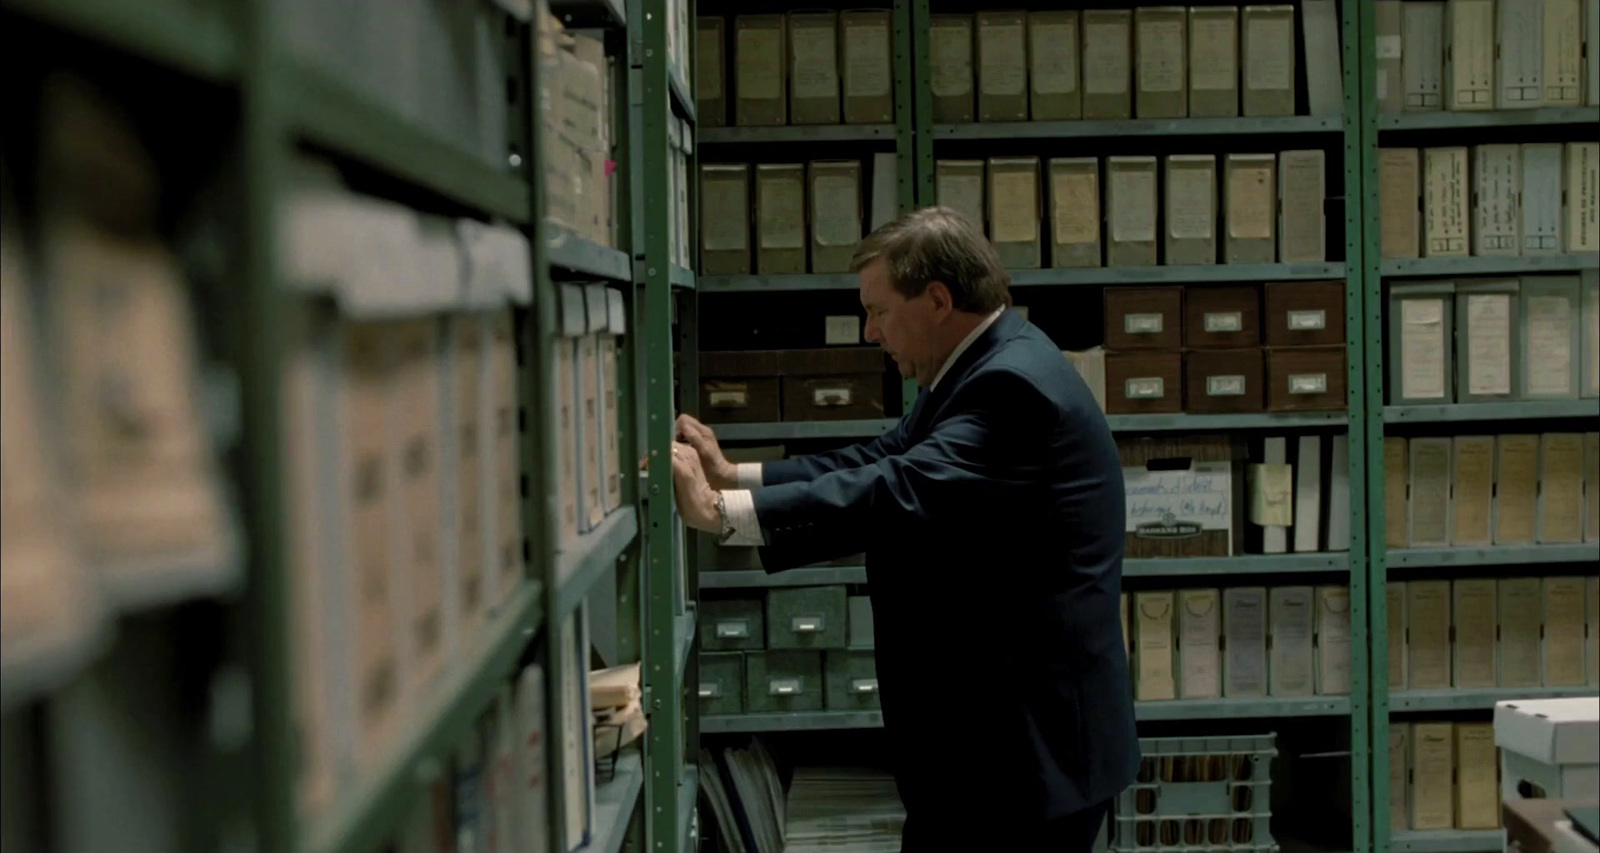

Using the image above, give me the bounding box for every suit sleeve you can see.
[757,415,914,486]
[751,370,1047,571]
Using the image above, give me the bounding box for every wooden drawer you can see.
[1264,280,1345,346]
[1105,286,1183,350]
[779,347,886,422]
[1266,346,1347,411]
[699,350,783,423]
[1184,285,1262,349]
[1184,349,1265,413]
[1105,351,1183,414]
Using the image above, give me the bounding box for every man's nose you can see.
[863,319,881,343]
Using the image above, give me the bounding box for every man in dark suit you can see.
[670,207,1138,850]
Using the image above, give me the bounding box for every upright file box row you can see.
[540,14,617,248]
[699,160,874,276]
[1382,433,1600,548]
[1111,733,1278,852]
[1122,586,1352,702]
[934,151,1329,270]
[1388,722,1501,835]
[1375,0,1600,113]
[1387,276,1600,405]
[927,4,1343,123]
[1386,577,1600,690]
[697,12,895,128]
[1379,144,1600,260]
[553,284,629,552]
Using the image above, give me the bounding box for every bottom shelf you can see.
[584,751,644,853]
[1389,829,1505,853]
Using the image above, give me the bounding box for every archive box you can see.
[755,163,807,274]
[1387,281,1456,406]
[1082,9,1133,119]
[929,14,974,123]
[976,10,1028,121]
[1521,276,1583,401]
[824,650,881,711]
[698,350,782,424]
[1265,345,1347,411]
[1048,157,1101,268]
[697,16,726,126]
[1106,352,1183,415]
[700,599,764,652]
[1118,435,1236,558]
[766,585,849,650]
[1263,281,1344,347]
[1241,5,1295,116]
[700,164,750,276]
[745,650,826,713]
[1225,154,1276,265]
[987,157,1042,269]
[1185,349,1265,414]
[1029,11,1081,120]
[1107,156,1159,267]
[780,348,886,422]
[1187,6,1239,117]
[698,652,745,716]
[1110,733,1277,853]
[1452,278,1520,404]
[935,159,985,234]
[1164,155,1217,267]
[1495,697,1600,802]
[1184,286,1261,349]
[1105,286,1183,351]
[787,12,840,125]
[841,10,894,124]
[808,160,863,274]
[1134,7,1188,119]
[735,14,786,125]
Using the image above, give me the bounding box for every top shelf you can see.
[934,115,1341,140]
[1378,107,1600,132]
[5,0,239,82]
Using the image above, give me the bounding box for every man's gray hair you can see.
[849,206,1012,313]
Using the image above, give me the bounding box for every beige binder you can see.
[842,10,894,124]
[808,160,863,274]
[1406,579,1452,690]
[1164,155,1217,266]
[930,14,975,123]
[1268,586,1315,697]
[935,159,985,233]
[755,163,807,274]
[987,157,1042,269]
[1540,433,1585,543]
[1423,147,1469,258]
[1498,577,1543,688]
[1225,153,1276,264]
[1543,0,1585,106]
[788,12,841,126]
[1496,0,1544,108]
[1178,589,1222,699]
[1380,148,1422,259]
[1134,591,1177,701]
[1452,579,1498,687]
[1494,434,1541,544]
[1385,437,1410,548]
[1082,9,1134,119]
[1279,149,1327,263]
[1376,0,1404,113]
[1189,5,1240,117]
[735,15,787,126]
[1472,144,1521,257]
[1389,723,1411,830]
[1315,586,1352,695]
[698,17,727,127]
[1543,575,1587,685]
[1029,11,1081,120]
[1135,7,1188,118]
[1388,581,1408,689]
[700,164,750,276]
[1455,723,1501,829]
[1409,722,1455,831]
[1450,435,1495,546]
[1048,157,1102,268]
[1408,437,1452,547]
[977,10,1028,121]
[1107,156,1159,267]
[1241,5,1296,116]
[1445,0,1495,110]
[1566,142,1600,254]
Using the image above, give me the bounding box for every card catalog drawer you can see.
[1185,285,1262,349]
[824,650,881,711]
[701,599,765,652]
[699,350,783,424]
[1105,286,1183,350]
[1266,345,1347,411]
[745,651,825,713]
[1106,351,1183,414]
[1263,281,1345,347]
[766,585,849,650]
[698,652,745,716]
[1185,349,1265,413]
[779,347,887,422]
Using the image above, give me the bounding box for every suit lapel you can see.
[906,311,1024,440]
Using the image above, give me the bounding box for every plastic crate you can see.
[1111,733,1278,852]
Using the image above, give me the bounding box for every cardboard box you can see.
[1380,148,1422,259]
[1388,281,1456,405]
[698,16,727,127]
[987,156,1041,268]
[1048,157,1100,268]
[929,14,975,123]
[1521,275,1581,401]
[1225,153,1277,264]
[391,320,445,692]
[1135,7,1188,118]
[1542,0,1585,106]
[808,160,862,274]
[1278,150,1327,263]
[935,159,985,233]
[1473,144,1521,256]
[1495,697,1600,801]
[977,10,1029,121]
[1189,5,1240,117]
[1241,5,1296,116]
[1454,278,1520,403]
[788,12,840,125]
[1522,143,1564,254]
[1164,154,1217,266]
[755,163,807,274]
[842,10,894,123]
[1445,0,1495,111]
[1408,437,1454,547]
[1082,9,1133,119]
[1134,591,1177,701]
[1403,1,1446,112]
[1029,11,1081,120]
[1496,0,1544,108]
[600,290,625,514]
[735,15,786,125]
[701,163,751,275]
[1423,146,1470,258]
[1107,155,1159,267]
[1567,142,1600,255]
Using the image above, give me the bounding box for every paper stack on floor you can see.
[784,766,906,853]
[589,662,645,758]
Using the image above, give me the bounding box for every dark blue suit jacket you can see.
[750,310,1139,835]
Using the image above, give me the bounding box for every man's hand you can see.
[675,414,738,490]
[670,441,722,533]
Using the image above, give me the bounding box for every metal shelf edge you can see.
[1385,543,1599,569]
[699,553,1350,588]
[580,751,644,853]
[711,419,899,441]
[1380,253,1600,277]
[700,697,1351,732]
[670,265,697,290]
[553,509,640,616]
[1379,107,1600,131]
[301,582,544,853]
[1383,401,1600,424]
[1389,686,1600,712]
[1389,829,1506,853]
[4,0,240,81]
[1010,263,1347,287]
[698,124,897,144]
[934,115,1342,139]
[711,411,1349,442]
[547,227,634,282]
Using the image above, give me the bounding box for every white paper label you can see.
[845,23,892,98]
[1376,35,1402,59]
[1111,168,1157,243]
[1246,15,1293,91]
[1167,165,1214,240]
[813,174,860,246]
[930,24,973,97]
[1401,297,1447,400]
[1289,373,1328,394]
[708,390,747,408]
[980,22,1027,96]
[1125,377,1166,398]
[791,23,839,100]
[1527,294,1573,395]
[1031,22,1079,94]
[1124,461,1233,534]
[737,27,782,99]
[1138,19,1185,93]
[715,620,749,638]
[1207,375,1246,396]
[1204,311,1243,333]
[1084,19,1131,94]
[825,315,861,345]
[1288,309,1327,330]
[1125,313,1164,334]
[1465,293,1512,396]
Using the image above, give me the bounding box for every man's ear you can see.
[925,280,953,314]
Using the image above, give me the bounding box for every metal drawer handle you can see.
[715,620,749,639]
[1203,311,1243,333]
[1287,309,1327,331]
[792,616,825,633]
[698,684,721,698]
[812,386,853,407]
[850,679,879,694]
[1124,313,1164,334]
[1125,377,1165,399]
[708,390,748,408]
[1289,373,1328,394]
[1207,375,1246,397]
[769,678,803,696]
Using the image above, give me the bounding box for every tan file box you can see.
[1543,575,1588,685]
[1523,275,1582,401]
[1408,437,1453,547]
[1473,144,1521,257]
[1389,724,1410,830]
[698,16,727,127]
[1452,579,1498,687]
[1406,579,1452,692]
[1379,148,1421,259]
[1496,0,1544,109]
[1278,150,1327,263]
[977,10,1028,121]
[1164,155,1217,266]
[808,160,863,274]
[1498,577,1542,687]
[1455,723,1500,829]
[553,314,579,544]
[1107,156,1159,267]
[1029,11,1081,120]
[756,163,807,274]
[1566,142,1600,254]
[1136,7,1188,118]
[1048,157,1102,268]
[1403,1,1446,112]
[1540,433,1586,543]
[1542,0,1585,106]
[735,15,786,126]
[987,156,1042,269]
[700,164,750,276]
[930,14,975,123]
[1384,437,1409,548]
[1455,279,1520,404]
[1450,435,1495,546]
[601,292,625,514]
[1587,431,1600,542]
[1588,575,1599,684]
[1242,5,1296,116]
[578,295,605,532]
[1390,281,1455,405]
[488,312,522,601]
[1082,9,1133,119]
[1178,588,1222,698]
[1388,582,1409,688]
[1495,435,1540,544]
[1376,0,1403,113]
[842,10,894,124]
[935,159,985,232]
[1188,5,1240,117]
[392,321,444,691]
[1225,153,1277,264]
[1409,722,1455,831]
[788,12,841,126]
[1584,272,1600,399]
[1134,591,1177,701]
[1423,146,1469,258]
[1445,0,1494,111]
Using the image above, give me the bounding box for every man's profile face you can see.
[859,258,938,384]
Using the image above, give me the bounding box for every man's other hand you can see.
[675,414,737,490]
[670,441,722,533]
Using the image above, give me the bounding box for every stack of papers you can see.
[589,662,645,758]
[784,767,905,853]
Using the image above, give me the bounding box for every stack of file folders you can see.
[697,740,787,853]
[784,766,906,853]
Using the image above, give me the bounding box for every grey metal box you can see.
[698,652,745,716]
[701,599,764,652]
[766,585,849,649]
[825,650,881,711]
[1387,281,1456,405]
[745,650,825,713]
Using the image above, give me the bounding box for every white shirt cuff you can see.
[735,462,764,489]
[720,489,764,547]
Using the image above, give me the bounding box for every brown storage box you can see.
[700,351,783,424]
[1117,435,1236,557]
[780,348,887,422]
[842,10,894,124]
[698,17,727,127]
[788,12,841,125]
[1104,286,1183,350]
[1184,285,1261,349]
[1184,349,1265,413]
[1105,351,1183,414]
[735,15,787,126]
[1263,280,1345,346]
[1265,345,1347,412]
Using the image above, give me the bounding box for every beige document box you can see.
[698,17,727,127]
[735,15,786,126]
[1380,148,1421,259]
[930,14,974,123]
[1422,146,1469,258]
[1473,144,1521,257]
[1403,1,1445,112]
[988,156,1042,269]
[977,10,1028,121]
[1082,9,1133,119]
[1107,156,1159,267]
[842,10,894,124]
[808,160,863,274]
[1225,153,1277,264]
[1445,0,1495,111]
[935,159,985,232]
[756,163,807,274]
[1029,11,1081,120]
[788,12,840,126]
[1241,5,1296,116]
[1049,157,1102,268]
[1164,154,1217,266]
[700,164,750,276]
[1136,7,1188,118]
[1376,0,1403,113]
[1278,149,1327,263]
[1189,5,1240,117]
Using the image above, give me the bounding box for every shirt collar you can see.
[929,308,1005,391]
